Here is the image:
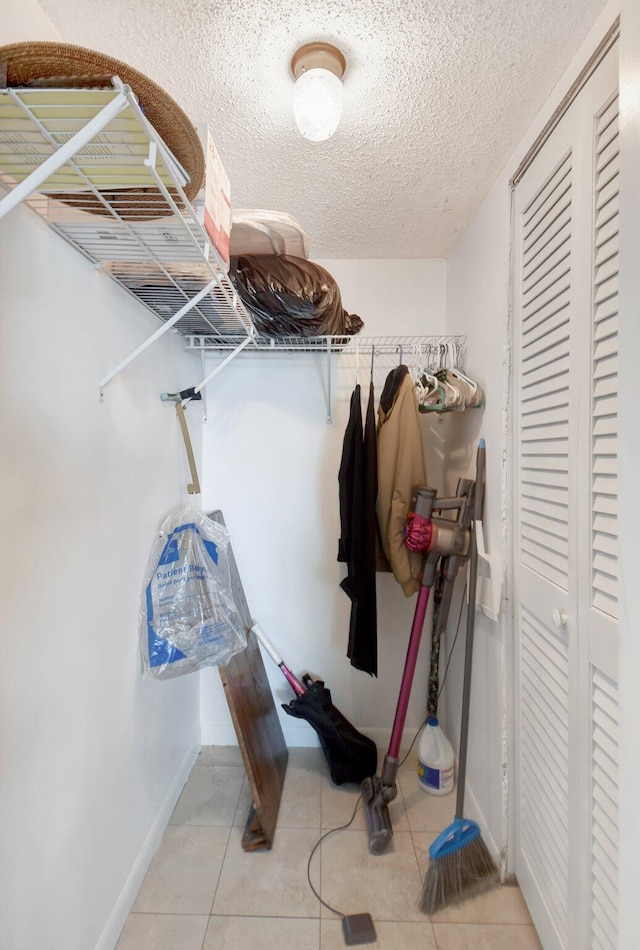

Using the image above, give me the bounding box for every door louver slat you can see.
[592,99,619,621]
[594,194,619,230]
[523,222,571,283]
[523,153,572,220]
[595,133,619,175]
[596,95,619,135]
[594,233,618,266]
[519,153,571,588]
[523,248,571,299]
[591,667,618,950]
[520,607,569,944]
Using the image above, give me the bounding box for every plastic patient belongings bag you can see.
[139,506,247,679]
[229,254,364,338]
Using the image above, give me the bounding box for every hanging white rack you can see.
[0,79,255,394]
[185,333,467,423]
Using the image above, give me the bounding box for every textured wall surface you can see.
[38,0,605,258]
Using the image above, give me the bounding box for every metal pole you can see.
[326,336,333,424]
[0,90,129,220]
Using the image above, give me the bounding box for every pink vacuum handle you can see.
[388,583,431,759]
[281,664,306,697]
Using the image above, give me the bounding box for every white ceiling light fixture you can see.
[290,42,346,143]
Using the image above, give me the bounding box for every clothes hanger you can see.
[450,366,477,389]
[415,358,446,411]
[370,344,375,383]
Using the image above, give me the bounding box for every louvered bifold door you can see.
[512,41,619,950]
[513,117,578,950]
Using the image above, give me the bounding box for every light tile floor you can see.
[116,747,542,950]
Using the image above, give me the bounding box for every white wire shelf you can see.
[185,333,467,358]
[0,82,255,389]
[186,334,468,424]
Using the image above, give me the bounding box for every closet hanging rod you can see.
[185,333,469,425]
[184,334,467,357]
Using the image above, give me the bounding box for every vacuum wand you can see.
[362,469,476,856]
[251,623,306,696]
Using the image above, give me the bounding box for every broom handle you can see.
[455,440,485,820]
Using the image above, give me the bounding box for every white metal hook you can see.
[445,340,455,369]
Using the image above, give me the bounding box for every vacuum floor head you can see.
[361,775,393,855]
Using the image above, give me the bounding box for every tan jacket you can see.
[376,371,428,596]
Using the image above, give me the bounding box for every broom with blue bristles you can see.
[421,439,498,915]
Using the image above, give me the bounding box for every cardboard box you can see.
[194,129,231,269]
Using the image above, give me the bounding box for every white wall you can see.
[0,202,203,950]
[441,0,620,867]
[616,0,640,943]
[439,190,511,862]
[0,8,203,948]
[199,259,448,747]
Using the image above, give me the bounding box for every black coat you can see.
[337,382,378,676]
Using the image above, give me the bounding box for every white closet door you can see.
[513,116,579,950]
[512,45,619,950]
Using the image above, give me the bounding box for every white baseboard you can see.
[200,723,245,746]
[95,741,200,950]
[201,721,321,747]
[460,778,501,864]
[364,727,419,750]
[199,723,419,751]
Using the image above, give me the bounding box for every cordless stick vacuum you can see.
[362,468,477,855]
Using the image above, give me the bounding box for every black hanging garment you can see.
[337,383,378,676]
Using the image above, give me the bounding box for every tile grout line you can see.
[206,767,238,921]
[230,773,247,829]
[400,757,438,944]
[123,749,538,948]
[397,750,442,946]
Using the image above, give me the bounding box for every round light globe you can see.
[293,67,343,142]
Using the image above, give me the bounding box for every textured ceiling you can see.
[40,0,606,258]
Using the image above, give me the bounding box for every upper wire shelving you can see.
[0,81,468,413]
[0,79,255,391]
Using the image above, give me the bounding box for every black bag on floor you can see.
[282,675,378,785]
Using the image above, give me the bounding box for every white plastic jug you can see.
[417,717,454,795]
